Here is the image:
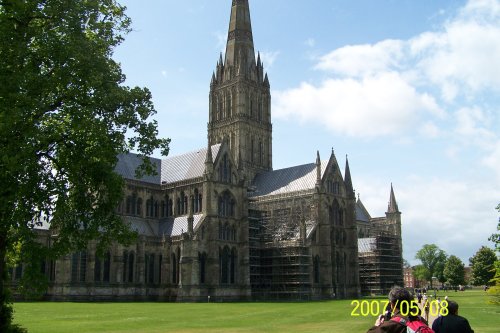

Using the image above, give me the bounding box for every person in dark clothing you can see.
[367,287,426,333]
[432,300,474,333]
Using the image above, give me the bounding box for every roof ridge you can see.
[163,143,221,161]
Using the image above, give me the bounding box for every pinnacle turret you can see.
[344,155,355,198]
[387,183,400,213]
[204,141,214,179]
[316,151,321,186]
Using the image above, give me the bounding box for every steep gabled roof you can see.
[116,153,162,184]
[115,144,221,185]
[250,162,328,197]
[356,197,372,223]
[161,144,221,184]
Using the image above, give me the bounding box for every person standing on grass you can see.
[366,287,430,333]
[432,300,474,333]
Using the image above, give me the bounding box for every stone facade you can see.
[9,0,403,301]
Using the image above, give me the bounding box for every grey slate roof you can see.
[161,144,221,184]
[358,237,377,253]
[356,199,371,223]
[250,162,328,198]
[125,216,159,237]
[116,153,161,184]
[159,214,204,237]
[115,144,221,185]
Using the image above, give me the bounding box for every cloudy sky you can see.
[114,0,500,266]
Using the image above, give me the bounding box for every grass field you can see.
[13,290,499,333]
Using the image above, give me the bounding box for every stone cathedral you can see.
[10,0,403,300]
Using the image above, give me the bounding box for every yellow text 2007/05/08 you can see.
[350,300,449,317]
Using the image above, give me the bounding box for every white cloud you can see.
[274,0,500,138]
[273,72,441,138]
[414,22,500,100]
[482,140,500,182]
[259,50,280,68]
[213,31,226,53]
[357,176,500,265]
[315,40,404,78]
[419,121,441,138]
[454,107,494,142]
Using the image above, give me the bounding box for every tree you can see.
[412,264,428,288]
[0,1,169,331]
[488,203,499,251]
[469,246,497,286]
[488,203,500,304]
[415,244,447,288]
[443,255,465,288]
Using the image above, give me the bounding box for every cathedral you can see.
[10,0,403,301]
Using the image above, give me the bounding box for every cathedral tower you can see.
[208,0,272,181]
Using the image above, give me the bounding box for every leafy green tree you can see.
[488,261,500,305]
[415,244,447,288]
[488,203,500,305]
[0,1,169,331]
[469,246,497,286]
[412,264,428,288]
[443,255,465,288]
[488,203,499,252]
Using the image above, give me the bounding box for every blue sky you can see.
[114,0,500,266]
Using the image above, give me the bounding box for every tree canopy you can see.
[0,0,169,331]
[489,203,499,252]
[415,244,447,288]
[443,255,465,287]
[469,246,497,286]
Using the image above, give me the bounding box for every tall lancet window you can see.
[259,140,263,166]
[227,94,232,117]
[218,96,223,120]
[251,138,254,163]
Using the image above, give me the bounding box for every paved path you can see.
[416,298,441,327]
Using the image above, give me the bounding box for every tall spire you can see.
[344,155,355,198]
[387,183,399,213]
[225,0,256,67]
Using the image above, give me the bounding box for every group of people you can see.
[366,287,474,333]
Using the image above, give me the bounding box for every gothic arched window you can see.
[126,196,132,215]
[194,189,202,213]
[136,198,143,217]
[219,154,231,183]
[171,252,177,284]
[160,200,166,218]
[167,198,173,217]
[94,251,111,283]
[220,246,230,284]
[146,198,152,217]
[218,191,235,217]
[71,251,87,283]
[199,252,207,284]
[258,140,263,166]
[145,253,155,284]
[314,255,320,284]
[230,248,237,284]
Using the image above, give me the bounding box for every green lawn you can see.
[12,290,499,333]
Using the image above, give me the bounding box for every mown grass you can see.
[12,290,499,333]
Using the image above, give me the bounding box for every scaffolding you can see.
[248,196,315,300]
[358,234,403,295]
